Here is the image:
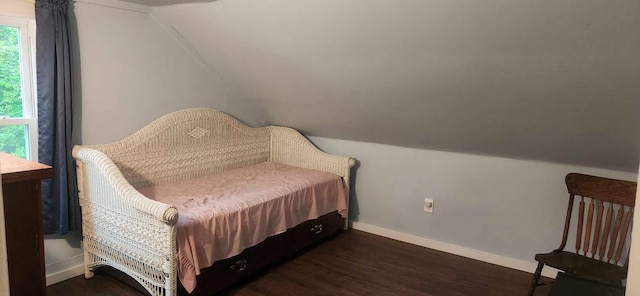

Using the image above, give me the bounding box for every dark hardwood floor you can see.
[47,230,553,296]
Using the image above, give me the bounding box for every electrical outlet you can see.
[424,198,434,213]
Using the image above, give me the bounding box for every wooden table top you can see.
[0,153,53,184]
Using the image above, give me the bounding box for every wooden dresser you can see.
[1,153,53,296]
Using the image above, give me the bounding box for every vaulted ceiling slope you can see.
[145,0,639,171]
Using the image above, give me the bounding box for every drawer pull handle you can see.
[229,259,247,272]
[310,224,323,235]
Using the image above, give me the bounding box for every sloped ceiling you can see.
[143,0,638,171]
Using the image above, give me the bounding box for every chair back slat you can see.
[599,204,614,260]
[583,199,594,256]
[607,207,625,262]
[614,208,633,264]
[576,197,585,253]
[590,200,604,258]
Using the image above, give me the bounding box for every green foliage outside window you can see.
[0,125,26,157]
[0,25,27,158]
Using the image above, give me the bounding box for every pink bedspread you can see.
[138,161,347,293]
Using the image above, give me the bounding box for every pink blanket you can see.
[138,161,347,293]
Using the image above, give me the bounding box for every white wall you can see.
[310,136,638,273]
[626,167,640,295]
[44,0,231,283]
[72,0,229,145]
[0,0,34,19]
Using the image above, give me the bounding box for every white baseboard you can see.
[46,252,85,286]
[46,263,85,286]
[350,221,558,279]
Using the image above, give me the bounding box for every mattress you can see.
[138,161,347,293]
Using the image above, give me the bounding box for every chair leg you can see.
[528,262,544,296]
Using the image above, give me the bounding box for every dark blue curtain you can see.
[35,0,80,235]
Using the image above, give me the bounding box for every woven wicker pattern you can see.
[74,148,178,296]
[269,126,356,222]
[87,108,270,189]
[72,108,354,296]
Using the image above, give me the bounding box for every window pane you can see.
[0,25,23,118]
[0,125,27,158]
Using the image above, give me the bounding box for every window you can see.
[0,17,37,160]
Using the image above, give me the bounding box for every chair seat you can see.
[535,251,626,286]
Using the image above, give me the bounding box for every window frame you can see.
[0,16,37,160]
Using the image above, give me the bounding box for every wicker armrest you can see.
[73,147,178,226]
[268,126,355,189]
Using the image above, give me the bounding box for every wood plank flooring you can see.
[47,230,553,296]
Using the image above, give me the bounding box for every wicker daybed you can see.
[72,108,355,296]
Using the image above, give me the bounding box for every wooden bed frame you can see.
[72,108,354,296]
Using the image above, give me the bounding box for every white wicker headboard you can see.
[79,108,270,189]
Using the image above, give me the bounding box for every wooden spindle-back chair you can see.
[528,173,637,296]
